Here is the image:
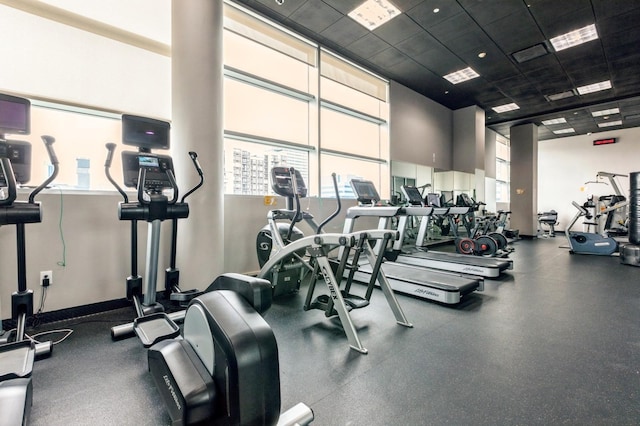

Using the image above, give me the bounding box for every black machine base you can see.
[148,339,216,426]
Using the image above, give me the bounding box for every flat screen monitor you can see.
[426,193,441,207]
[441,190,453,206]
[0,93,30,136]
[401,185,423,206]
[350,179,380,204]
[456,193,473,207]
[122,114,170,150]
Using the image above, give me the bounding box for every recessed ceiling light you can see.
[443,67,479,84]
[598,120,622,128]
[577,80,612,95]
[444,90,449,94]
[348,0,401,30]
[478,52,487,58]
[433,8,440,13]
[553,128,575,134]
[541,117,567,125]
[492,103,520,113]
[550,24,598,52]
[587,132,592,135]
[591,107,620,117]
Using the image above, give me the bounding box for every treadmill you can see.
[394,185,513,278]
[343,179,483,304]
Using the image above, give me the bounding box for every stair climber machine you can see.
[565,199,619,255]
[396,185,512,278]
[343,180,485,305]
[621,172,640,266]
[0,93,58,426]
[105,114,202,347]
[148,273,314,426]
[256,167,412,354]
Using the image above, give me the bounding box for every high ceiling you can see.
[234,0,640,140]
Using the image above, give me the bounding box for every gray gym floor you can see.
[27,237,640,425]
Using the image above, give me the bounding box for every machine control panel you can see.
[271,166,307,198]
[121,151,174,191]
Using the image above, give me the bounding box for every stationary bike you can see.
[0,93,59,426]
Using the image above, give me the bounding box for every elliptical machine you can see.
[0,93,59,425]
[105,114,201,346]
[256,167,309,297]
[148,273,314,426]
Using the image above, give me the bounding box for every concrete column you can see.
[453,105,485,200]
[509,123,538,237]
[171,0,224,285]
[453,105,485,173]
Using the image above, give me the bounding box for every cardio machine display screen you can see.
[402,186,423,205]
[0,94,30,135]
[139,156,160,168]
[351,179,380,204]
[122,114,170,150]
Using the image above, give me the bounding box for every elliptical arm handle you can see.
[316,173,341,235]
[104,143,129,203]
[166,169,179,204]
[180,151,204,203]
[28,135,59,203]
[285,167,300,242]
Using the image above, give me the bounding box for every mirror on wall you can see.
[390,161,433,204]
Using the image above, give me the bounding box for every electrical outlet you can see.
[40,270,53,286]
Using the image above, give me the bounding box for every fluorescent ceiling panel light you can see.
[443,67,480,84]
[492,103,520,113]
[577,80,612,95]
[550,24,598,51]
[591,108,620,117]
[348,0,401,30]
[552,128,575,134]
[598,120,622,128]
[541,117,567,125]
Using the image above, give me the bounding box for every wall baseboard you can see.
[1,298,131,331]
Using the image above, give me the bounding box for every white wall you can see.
[538,126,640,231]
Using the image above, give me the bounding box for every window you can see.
[496,134,510,203]
[319,50,390,198]
[222,2,318,195]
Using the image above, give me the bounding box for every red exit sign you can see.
[593,137,617,146]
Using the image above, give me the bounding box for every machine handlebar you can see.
[28,135,59,203]
[316,173,341,234]
[181,151,204,203]
[104,143,129,203]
